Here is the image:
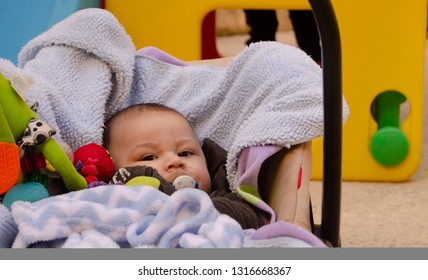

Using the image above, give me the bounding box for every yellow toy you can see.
[105,0,426,182]
[0,73,87,194]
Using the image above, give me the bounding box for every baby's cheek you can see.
[199,174,212,193]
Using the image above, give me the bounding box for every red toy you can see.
[73,143,115,185]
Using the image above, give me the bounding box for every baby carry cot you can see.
[0,0,345,248]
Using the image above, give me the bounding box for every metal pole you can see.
[308,0,343,247]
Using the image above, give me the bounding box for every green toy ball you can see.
[370,126,409,167]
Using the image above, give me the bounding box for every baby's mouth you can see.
[164,170,189,184]
[164,169,199,189]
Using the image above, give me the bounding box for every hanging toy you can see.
[73,143,115,185]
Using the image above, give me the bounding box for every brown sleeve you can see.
[203,139,264,229]
[210,190,264,230]
[201,138,230,193]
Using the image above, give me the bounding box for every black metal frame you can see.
[308,0,342,247]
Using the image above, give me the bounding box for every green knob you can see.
[370,127,409,166]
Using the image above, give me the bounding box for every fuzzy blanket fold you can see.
[0,8,349,190]
[10,186,243,248]
[132,44,350,187]
[0,8,135,149]
[4,186,325,248]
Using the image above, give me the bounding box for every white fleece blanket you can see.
[5,185,325,248]
[10,186,244,248]
[0,8,349,190]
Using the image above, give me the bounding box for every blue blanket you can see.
[3,185,325,248]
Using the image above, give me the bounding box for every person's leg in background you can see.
[289,10,322,64]
[244,10,278,46]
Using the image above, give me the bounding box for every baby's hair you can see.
[103,103,188,148]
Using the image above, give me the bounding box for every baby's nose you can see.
[165,153,186,170]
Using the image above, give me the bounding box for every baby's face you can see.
[107,110,211,193]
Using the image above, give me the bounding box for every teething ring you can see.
[0,142,21,194]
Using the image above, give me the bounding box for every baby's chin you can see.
[196,181,211,193]
[190,175,211,193]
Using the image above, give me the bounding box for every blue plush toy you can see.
[3,182,49,209]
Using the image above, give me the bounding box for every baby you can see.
[103,103,211,193]
[103,103,265,229]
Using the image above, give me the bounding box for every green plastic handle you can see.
[370,90,409,166]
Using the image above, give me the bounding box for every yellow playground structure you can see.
[106,0,427,182]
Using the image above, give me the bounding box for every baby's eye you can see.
[178,151,193,157]
[141,155,157,161]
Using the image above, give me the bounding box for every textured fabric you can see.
[7,185,325,248]
[0,8,135,151]
[131,42,350,191]
[0,8,349,196]
[11,185,243,248]
[17,118,56,149]
[202,138,264,229]
[0,204,18,248]
[210,190,264,229]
